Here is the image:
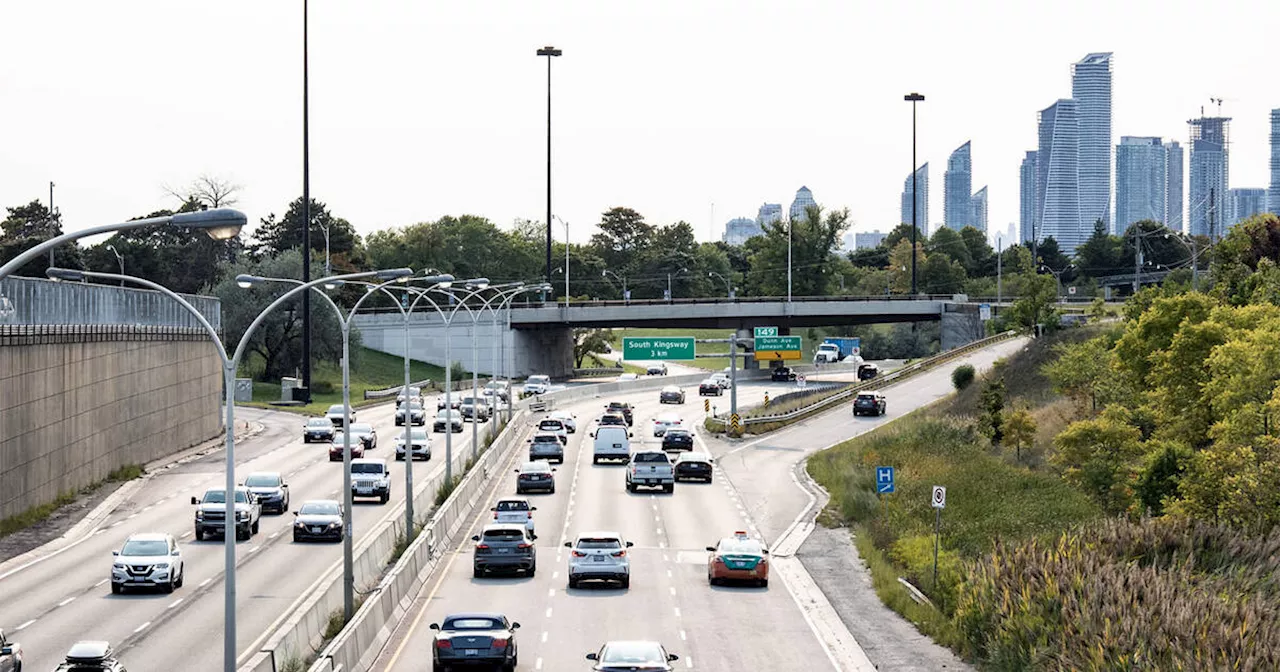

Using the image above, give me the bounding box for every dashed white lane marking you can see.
[95,529,106,535]
[663,554,669,562]
[141,506,153,513]
[657,528,664,535]
[541,631,548,643]
[674,607,681,618]
[94,579,108,587]
[535,658,543,670]
[57,596,76,607]
[246,546,259,554]
[680,629,687,640]
[168,598,184,609]
[15,619,35,631]
[667,569,673,578]
[199,578,212,588]
[685,657,693,668]
[552,571,559,579]
[180,531,193,539]
[133,621,151,633]
[126,513,137,520]
[547,588,555,598]
[545,607,552,618]
[659,542,666,549]
[109,521,123,528]
[269,531,281,539]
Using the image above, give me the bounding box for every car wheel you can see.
[175,567,184,588]
[432,661,445,672]
[528,566,536,577]
[592,456,600,465]
[626,482,636,493]
[760,578,769,588]
[620,576,630,589]
[164,575,175,593]
[568,576,579,589]
[549,485,556,494]
[503,659,516,672]
[194,528,203,541]
[252,520,260,534]
[293,532,301,543]
[473,567,483,579]
[709,575,719,586]
[111,582,122,595]
[381,493,389,504]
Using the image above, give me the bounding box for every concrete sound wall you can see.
[0,325,222,521]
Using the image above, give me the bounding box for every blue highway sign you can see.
[876,466,895,494]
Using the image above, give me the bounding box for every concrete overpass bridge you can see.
[353,294,986,378]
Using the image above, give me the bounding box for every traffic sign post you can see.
[979,303,992,321]
[729,413,741,435]
[704,398,710,412]
[931,485,946,592]
[876,467,895,494]
[622,337,695,360]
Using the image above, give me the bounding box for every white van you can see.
[591,425,632,464]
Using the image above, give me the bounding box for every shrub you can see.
[951,364,976,390]
[310,380,336,395]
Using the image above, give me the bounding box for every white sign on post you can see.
[931,485,946,509]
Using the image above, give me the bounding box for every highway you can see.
[370,344,1025,672]
[0,396,478,672]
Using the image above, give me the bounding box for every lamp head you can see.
[235,274,259,289]
[464,278,490,289]
[324,279,345,290]
[170,208,247,241]
[374,268,414,282]
[46,267,85,282]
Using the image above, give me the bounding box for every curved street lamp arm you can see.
[230,271,386,366]
[0,215,172,280]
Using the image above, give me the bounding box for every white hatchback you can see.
[565,531,633,589]
[652,413,683,437]
[491,497,536,533]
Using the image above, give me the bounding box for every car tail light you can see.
[476,543,489,550]
[436,640,452,650]
[611,550,627,558]
[493,511,499,519]
[517,542,532,549]
[492,637,509,648]
[527,512,533,519]
[572,551,587,558]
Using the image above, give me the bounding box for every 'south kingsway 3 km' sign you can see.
[622,337,696,360]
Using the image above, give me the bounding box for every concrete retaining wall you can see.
[0,325,222,520]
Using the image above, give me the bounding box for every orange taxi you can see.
[706,531,769,587]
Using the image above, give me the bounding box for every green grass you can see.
[0,491,78,538]
[240,347,452,415]
[851,525,962,650]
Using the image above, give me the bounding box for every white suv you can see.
[112,532,184,594]
[564,532,633,589]
[652,413,683,437]
[492,497,537,533]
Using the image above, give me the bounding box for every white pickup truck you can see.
[625,450,675,493]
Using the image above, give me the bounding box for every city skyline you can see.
[1115,136,1168,231]
[944,141,973,230]
[900,163,929,237]
[0,2,1275,247]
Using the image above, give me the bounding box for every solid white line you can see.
[95,579,108,587]
[199,578,212,588]
[168,598,184,609]
[57,596,75,607]
[133,621,150,633]
[15,619,35,631]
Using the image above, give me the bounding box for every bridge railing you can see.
[507,293,963,309]
[0,276,221,330]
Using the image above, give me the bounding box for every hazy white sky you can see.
[1,1,1275,249]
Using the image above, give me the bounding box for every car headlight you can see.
[328,521,342,528]
[113,563,126,570]
[155,563,169,569]
[294,521,306,528]
[195,511,204,520]
[237,511,250,520]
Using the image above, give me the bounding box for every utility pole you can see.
[905,92,925,295]
[1208,187,1216,242]
[1132,230,1143,295]
[996,240,1002,305]
[301,0,313,402]
[48,182,55,268]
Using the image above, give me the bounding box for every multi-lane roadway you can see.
[0,397,478,672]
[370,341,1026,671]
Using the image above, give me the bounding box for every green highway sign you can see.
[755,335,801,352]
[754,326,779,339]
[622,337,695,361]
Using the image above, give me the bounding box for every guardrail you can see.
[507,293,963,309]
[0,275,222,329]
[361,379,433,400]
[571,367,624,377]
[708,330,1020,432]
[239,413,531,672]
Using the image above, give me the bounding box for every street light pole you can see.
[787,219,792,302]
[603,269,627,303]
[708,271,732,298]
[537,45,563,291]
[301,0,314,404]
[905,92,925,296]
[554,215,569,308]
[666,267,687,302]
[106,245,124,286]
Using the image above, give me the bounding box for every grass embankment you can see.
[241,347,451,415]
[0,464,146,539]
[808,325,1280,669]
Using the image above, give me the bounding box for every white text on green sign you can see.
[622,337,696,360]
[756,335,801,351]
[754,326,778,338]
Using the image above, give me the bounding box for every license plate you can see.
[498,548,511,554]
[593,555,605,562]
[613,443,622,448]
[464,649,479,656]
[357,487,372,494]
[312,526,324,533]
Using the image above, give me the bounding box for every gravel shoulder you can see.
[797,525,973,671]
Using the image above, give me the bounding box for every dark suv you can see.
[853,391,887,416]
[771,367,797,382]
[605,402,634,426]
[472,524,537,577]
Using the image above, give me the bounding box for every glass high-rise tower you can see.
[1188,116,1231,239]
[1116,136,1167,230]
[789,186,816,222]
[1020,151,1038,244]
[944,142,973,230]
[1270,109,1280,215]
[1072,53,1114,233]
[900,163,929,234]
[1166,141,1184,232]
[971,187,988,233]
[1037,99,1083,253]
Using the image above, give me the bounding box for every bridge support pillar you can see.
[940,306,984,351]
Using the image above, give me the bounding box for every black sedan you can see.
[771,367,797,382]
[858,363,880,380]
[674,452,714,482]
[429,612,520,672]
[659,386,686,404]
[661,428,695,452]
[292,500,343,542]
[698,379,723,396]
[515,461,556,494]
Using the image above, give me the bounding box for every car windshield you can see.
[327,405,345,414]
[332,433,348,443]
[351,463,385,475]
[539,420,562,429]
[533,434,559,443]
[307,419,330,427]
[857,394,878,401]
[445,617,504,630]
[528,376,550,385]
[244,474,280,487]
[701,379,717,385]
[300,501,340,515]
[633,453,670,464]
[576,537,621,550]
[663,387,679,393]
[483,529,526,540]
[406,429,428,441]
[401,402,423,410]
[437,410,460,419]
[678,452,709,462]
[461,397,480,405]
[720,539,764,555]
[496,500,529,511]
[120,539,168,556]
[521,462,550,473]
[202,490,247,504]
[667,429,691,437]
[602,643,665,663]
[351,424,373,434]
